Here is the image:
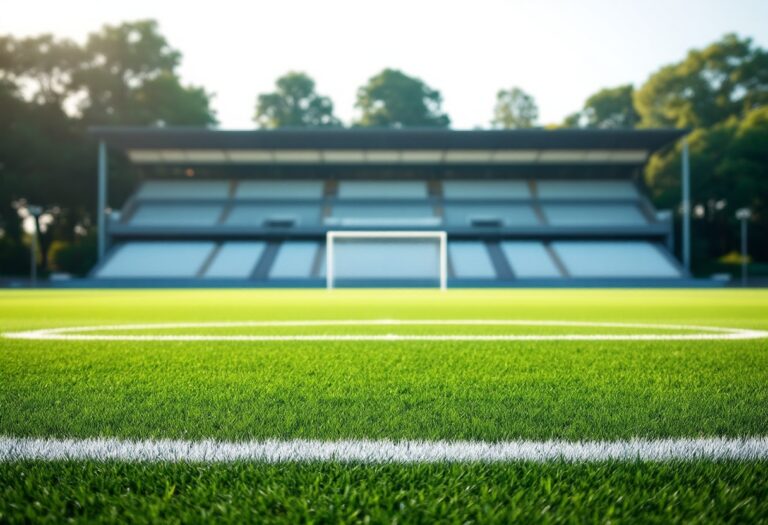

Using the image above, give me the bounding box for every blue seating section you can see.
[501,242,562,278]
[269,242,321,279]
[204,242,266,278]
[235,180,324,199]
[226,204,323,227]
[97,177,681,282]
[443,180,530,200]
[97,242,215,278]
[551,241,681,278]
[449,242,496,278]
[130,204,223,226]
[136,180,230,200]
[337,180,428,199]
[542,204,648,226]
[443,203,539,227]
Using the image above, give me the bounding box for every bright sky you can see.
[3,0,767,129]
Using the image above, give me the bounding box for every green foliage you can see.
[73,20,216,126]
[563,84,639,128]
[635,34,768,128]
[492,87,538,128]
[0,236,28,275]
[0,78,91,271]
[0,34,83,105]
[0,20,216,273]
[254,72,341,128]
[645,106,768,265]
[48,233,97,276]
[1,20,216,127]
[355,69,450,128]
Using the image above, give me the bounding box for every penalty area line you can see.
[1,436,767,463]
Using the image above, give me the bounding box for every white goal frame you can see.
[326,231,448,290]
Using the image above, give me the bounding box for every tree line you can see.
[0,20,766,278]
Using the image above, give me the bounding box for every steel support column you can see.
[97,140,107,261]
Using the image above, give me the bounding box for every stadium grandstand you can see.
[87,127,692,287]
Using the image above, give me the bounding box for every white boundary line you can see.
[3,320,767,342]
[1,436,767,463]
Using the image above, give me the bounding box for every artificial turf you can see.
[2,461,767,524]
[1,289,767,522]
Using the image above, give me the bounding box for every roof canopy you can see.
[90,127,687,166]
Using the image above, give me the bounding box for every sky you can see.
[2,0,767,129]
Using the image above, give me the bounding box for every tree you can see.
[644,106,768,268]
[563,84,639,129]
[0,20,217,276]
[254,72,341,128]
[491,87,538,129]
[0,34,83,105]
[355,69,450,128]
[635,34,768,128]
[73,20,216,126]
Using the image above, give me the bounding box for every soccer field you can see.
[1,289,768,522]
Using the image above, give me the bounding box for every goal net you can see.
[326,231,447,290]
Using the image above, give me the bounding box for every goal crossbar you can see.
[326,231,448,290]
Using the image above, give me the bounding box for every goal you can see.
[326,231,447,290]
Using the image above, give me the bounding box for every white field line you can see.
[1,436,767,463]
[3,320,767,342]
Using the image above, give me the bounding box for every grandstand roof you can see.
[89,127,687,166]
[91,127,684,149]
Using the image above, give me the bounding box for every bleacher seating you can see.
[542,204,648,226]
[551,241,681,278]
[97,176,681,283]
[337,180,428,199]
[269,242,321,279]
[501,241,562,278]
[443,203,539,227]
[443,180,530,200]
[235,180,324,199]
[449,242,496,278]
[136,180,230,200]
[327,203,438,227]
[129,204,223,226]
[226,204,322,227]
[97,242,215,278]
[204,242,265,278]
[536,180,639,200]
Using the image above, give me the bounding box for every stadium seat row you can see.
[123,179,652,229]
[95,240,681,280]
[134,179,642,201]
[126,201,650,228]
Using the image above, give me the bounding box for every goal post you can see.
[326,231,447,290]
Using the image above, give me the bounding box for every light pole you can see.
[27,205,43,287]
[735,208,751,287]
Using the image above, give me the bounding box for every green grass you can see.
[2,461,767,524]
[1,289,767,522]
